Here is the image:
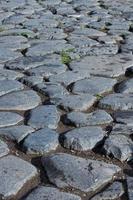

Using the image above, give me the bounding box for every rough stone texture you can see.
[0,80,24,96]
[0,112,23,128]
[116,79,133,94]
[0,140,9,158]
[0,155,39,200]
[24,186,81,200]
[61,126,105,151]
[23,128,59,155]
[53,94,96,111]
[28,105,60,129]
[127,176,133,200]
[111,124,133,136]
[0,125,35,143]
[0,69,23,80]
[72,77,116,95]
[90,181,124,200]
[65,110,113,127]
[42,153,121,193]
[113,111,133,126]
[0,90,41,111]
[104,134,133,162]
[99,94,133,111]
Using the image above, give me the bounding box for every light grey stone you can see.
[26,40,74,57]
[72,77,116,95]
[116,79,133,93]
[49,71,90,87]
[65,110,113,127]
[0,112,23,128]
[0,48,22,63]
[91,181,124,200]
[35,82,69,98]
[0,155,39,200]
[24,186,81,200]
[0,90,41,111]
[99,94,133,111]
[28,105,60,129]
[20,76,43,87]
[52,94,96,111]
[0,140,9,158]
[104,134,133,162]
[0,125,35,143]
[0,69,23,80]
[111,124,133,136]
[62,126,105,151]
[0,80,24,96]
[23,128,59,155]
[70,54,133,78]
[42,153,121,193]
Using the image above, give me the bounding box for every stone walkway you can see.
[0,0,133,199]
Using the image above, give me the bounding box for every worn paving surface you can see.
[0,0,133,199]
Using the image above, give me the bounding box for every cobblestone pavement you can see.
[0,0,133,199]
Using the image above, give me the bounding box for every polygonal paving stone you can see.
[42,153,121,193]
[104,134,133,162]
[49,71,90,87]
[0,90,41,111]
[0,69,23,80]
[90,181,124,200]
[70,54,133,78]
[127,176,133,200]
[0,80,24,96]
[24,186,81,200]
[113,111,133,126]
[61,126,105,151]
[20,76,43,87]
[72,77,116,95]
[23,128,59,155]
[116,79,133,93]
[0,155,39,200]
[35,82,69,98]
[0,48,22,63]
[26,40,73,57]
[65,110,113,127]
[28,105,60,129]
[0,125,35,143]
[0,140,9,158]
[52,94,96,111]
[0,112,23,128]
[99,94,133,111]
[27,63,67,78]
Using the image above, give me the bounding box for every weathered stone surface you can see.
[0,140,9,158]
[104,134,133,162]
[0,48,22,63]
[62,126,105,151]
[65,110,113,127]
[70,54,133,78]
[90,182,124,200]
[116,79,133,93]
[127,176,133,200]
[111,124,133,136]
[23,128,59,155]
[72,77,116,95]
[49,71,90,86]
[42,153,121,193]
[0,69,23,80]
[0,125,34,143]
[99,94,133,111]
[0,90,41,111]
[113,111,133,126]
[0,80,24,96]
[28,105,60,129]
[53,94,96,111]
[35,82,69,98]
[24,186,81,200]
[20,76,43,87]
[0,155,39,200]
[0,112,23,128]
